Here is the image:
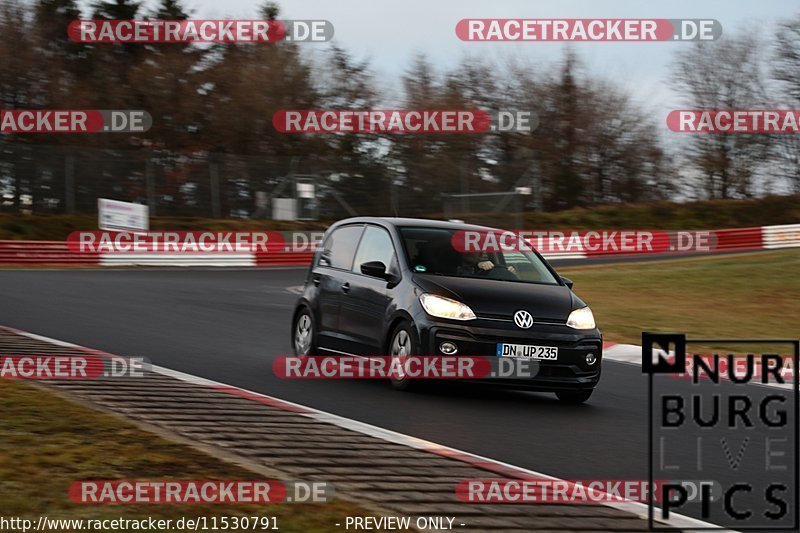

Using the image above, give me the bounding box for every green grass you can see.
[0,380,383,532]
[560,250,800,346]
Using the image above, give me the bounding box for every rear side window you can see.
[320,225,364,270]
[352,226,396,273]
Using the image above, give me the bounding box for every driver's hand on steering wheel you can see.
[477,260,494,271]
[507,265,517,274]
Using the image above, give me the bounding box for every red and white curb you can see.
[2,325,731,532]
[603,341,643,364]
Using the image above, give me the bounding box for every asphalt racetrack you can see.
[1,265,795,527]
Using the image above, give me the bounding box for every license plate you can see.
[496,343,559,360]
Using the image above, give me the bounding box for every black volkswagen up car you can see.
[291,217,602,403]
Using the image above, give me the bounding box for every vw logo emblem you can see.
[513,310,534,329]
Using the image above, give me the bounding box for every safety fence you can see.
[0,224,798,267]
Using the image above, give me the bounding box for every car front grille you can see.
[477,312,565,325]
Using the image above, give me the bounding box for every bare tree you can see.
[772,13,800,193]
[671,33,773,199]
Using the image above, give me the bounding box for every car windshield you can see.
[399,226,559,284]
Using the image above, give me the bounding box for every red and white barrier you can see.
[511,224,793,260]
[0,240,101,266]
[538,226,769,259]
[97,250,314,267]
[763,224,800,249]
[0,223,797,267]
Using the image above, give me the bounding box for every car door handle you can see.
[341,282,350,293]
[312,275,321,286]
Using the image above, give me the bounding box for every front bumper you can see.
[416,316,602,392]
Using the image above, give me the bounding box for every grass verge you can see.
[560,250,800,347]
[0,379,383,532]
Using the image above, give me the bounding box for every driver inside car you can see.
[457,251,516,276]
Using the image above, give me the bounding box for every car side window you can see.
[319,225,364,270]
[352,226,396,275]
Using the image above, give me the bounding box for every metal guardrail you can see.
[0,224,798,266]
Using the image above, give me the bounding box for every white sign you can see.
[98,198,149,232]
[296,183,315,199]
[273,198,298,221]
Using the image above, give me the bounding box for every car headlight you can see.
[567,306,596,330]
[419,293,476,321]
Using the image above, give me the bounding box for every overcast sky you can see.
[76,1,797,114]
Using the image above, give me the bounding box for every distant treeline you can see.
[0,1,798,218]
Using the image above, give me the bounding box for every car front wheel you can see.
[389,322,418,391]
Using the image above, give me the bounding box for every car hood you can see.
[412,274,582,321]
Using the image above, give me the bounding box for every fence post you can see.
[460,165,468,213]
[210,159,221,218]
[390,179,399,216]
[145,155,156,216]
[64,155,75,213]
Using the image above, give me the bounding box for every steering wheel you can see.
[477,265,519,281]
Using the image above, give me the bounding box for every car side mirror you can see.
[360,260,388,279]
[318,250,331,267]
[561,276,574,289]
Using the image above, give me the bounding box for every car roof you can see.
[332,216,500,233]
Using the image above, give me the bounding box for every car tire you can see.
[292,308,318,356]
[555,390,593,404]
[388,321,419,391]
